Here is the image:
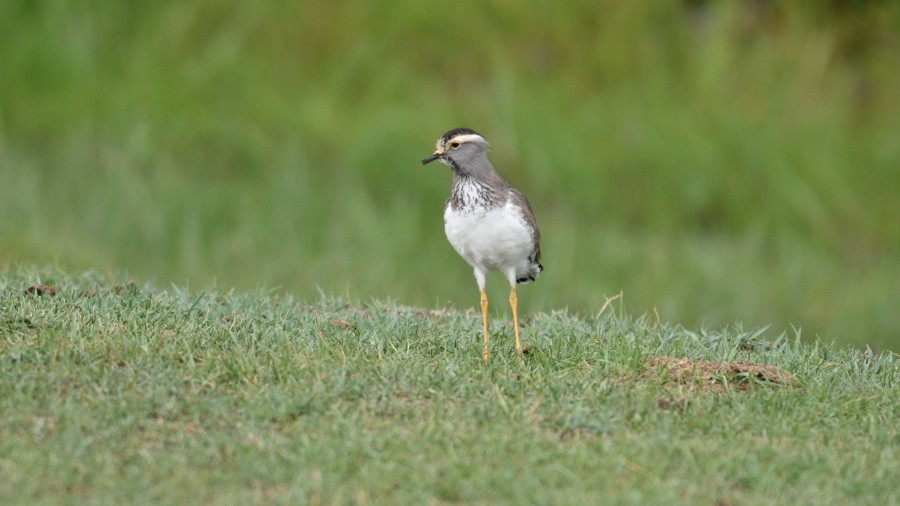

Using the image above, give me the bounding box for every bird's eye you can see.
[450,141,460,149]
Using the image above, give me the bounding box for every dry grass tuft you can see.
[644,356,797,393]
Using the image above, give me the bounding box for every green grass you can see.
[2,267,898,504]
[1,1,899,351]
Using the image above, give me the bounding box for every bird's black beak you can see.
[421,152,442,165]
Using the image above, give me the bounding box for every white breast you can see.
[444,200,535,276]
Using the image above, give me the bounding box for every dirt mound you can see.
[644,356,797,393]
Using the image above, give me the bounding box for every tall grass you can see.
[1,1,899,349]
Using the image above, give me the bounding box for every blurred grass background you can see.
[1,1,898,350]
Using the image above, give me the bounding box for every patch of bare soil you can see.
[643,356,797,393]
[24,284,56,296]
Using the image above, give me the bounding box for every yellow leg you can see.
[480,289,490,361]
[510,286,521,352]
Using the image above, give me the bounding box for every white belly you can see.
[444,201,534,274]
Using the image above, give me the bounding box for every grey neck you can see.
[449,163,509,212]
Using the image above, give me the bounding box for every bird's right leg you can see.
[480,289,489,361]
[474,269,489,361]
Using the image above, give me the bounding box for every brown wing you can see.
[509,188,541,267]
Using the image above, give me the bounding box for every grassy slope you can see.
[2,268,897,505]
[1,2,899,350]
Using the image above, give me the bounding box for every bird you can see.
[422,128,543,360]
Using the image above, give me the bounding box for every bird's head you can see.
[421,128,490,170]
